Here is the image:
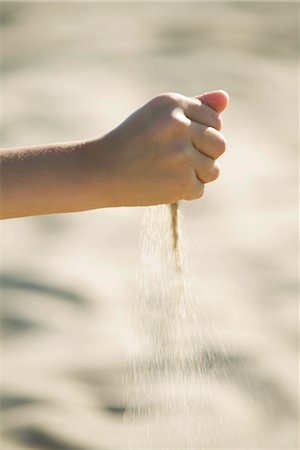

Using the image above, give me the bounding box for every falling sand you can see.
[124,204,228,449]
[170,202,182,273]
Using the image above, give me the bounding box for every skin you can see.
[0,90,229,219]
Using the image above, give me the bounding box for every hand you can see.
[96,90,229,207]
[0,91,228,218]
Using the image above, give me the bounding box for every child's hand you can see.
[97,90,229,207]
[0,90,228,218]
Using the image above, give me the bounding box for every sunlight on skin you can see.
[0,91,228,219]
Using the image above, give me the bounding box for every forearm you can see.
[0,137,114,219]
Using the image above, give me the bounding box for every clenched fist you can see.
[95,90,229,207]
[1,90,229,218]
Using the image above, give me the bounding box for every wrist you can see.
[85,134,121,209]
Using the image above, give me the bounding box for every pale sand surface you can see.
[1,2,299,449]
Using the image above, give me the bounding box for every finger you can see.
[196,90,230,114]
[184,177,205,201]
[190,121,226,159]
[175,94,222,130]
[192,149,220,183]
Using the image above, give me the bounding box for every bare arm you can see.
[0,138,114,219]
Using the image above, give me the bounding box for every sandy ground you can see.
[1,2,299,449]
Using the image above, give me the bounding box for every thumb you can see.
[196,90,229,113]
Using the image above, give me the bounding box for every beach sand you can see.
[1,2,299,449]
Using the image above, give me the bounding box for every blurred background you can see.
[1,2,299,449]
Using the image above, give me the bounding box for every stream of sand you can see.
[124,204,223,449]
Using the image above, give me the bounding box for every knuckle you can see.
[209,163,220,182]
[217,134,227,155]
[171,113,190,134]
[206,110,222,131]
[214,116,222,131]
[213,133,226,157]
[152,92,180,108]
[186,182,205,201]
[196,182,205,198]
[164,110,190,139]
[151,93,192,138]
